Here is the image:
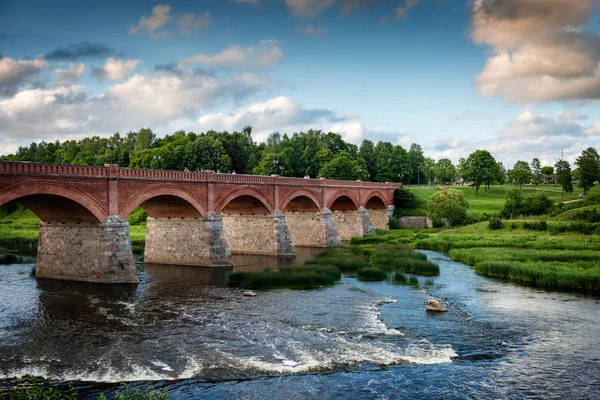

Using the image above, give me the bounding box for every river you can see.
[1,241,599,399]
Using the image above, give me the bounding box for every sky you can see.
[0,0,599,168]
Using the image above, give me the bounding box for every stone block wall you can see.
[368,209,389,230]
[222,214,290,255]
[332,210,364,240]
[144,216,232,266]
[285,212,327,247]
[36,215,138,283]
[395,216,433,228]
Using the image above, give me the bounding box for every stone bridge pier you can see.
[140,195,231,267]
[221,196,295,256]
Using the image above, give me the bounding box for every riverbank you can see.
[352,224,600,293]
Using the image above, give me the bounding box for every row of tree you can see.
[2,127,599,193]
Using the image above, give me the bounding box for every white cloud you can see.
[284,0,336,17]
[299,25,327,36]
[197,96,341,133]
[0,70,268,144]
[176,11,213,35]
[0,57,47,97]
[53,63,85,85]
[499,110,589,138]
[182,40,283,69]
[129,4,171,38]
[471,0,600,101]
[92,58,140,81]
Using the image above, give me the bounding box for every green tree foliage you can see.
[434,158,456,184]
[575,147,600,195]
[427,189,469,227]
[510,160,533,189]
[501,188,552,218]
[408,143,425,184]
[531,157,542,185]
[318,151,367,181]
[541,166,554,175]
[359,139,377,181]
[555,159,573,197]
[458,150,499,197]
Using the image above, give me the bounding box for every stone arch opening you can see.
[222,195,270,215]
[120,186,207,218]
[283,196,320,213]
[330,195,358,211]
[365,196,386,210]
[136,195,203,219]
[5,194,102,224]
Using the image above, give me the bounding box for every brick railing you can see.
[0,161,400,189]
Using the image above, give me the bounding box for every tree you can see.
[510,161,533,189]
[531,158,543,185]
[318,152,366,181]
[359,139,376,181]
[408,143,425,184]
[459,150,498,198]
[133,128,156,154]
[435,158,456,184]
[554,159,573,199]
[575,147,600,195]
[427,189,469,227]
[541,166,554,175]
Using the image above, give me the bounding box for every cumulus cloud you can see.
[176,11,213,35]
[44,42,122,61]
[92,58,140,81]
[53,63,86,85]
[499,110,590,138]
[0,69,268,143]
[196,96,343,133]
[285,0,336,17]
[129,4,171,38]
[299,25,327,36]
[471,0,600,101]
[182,40,283,69]
[0,57,47,97]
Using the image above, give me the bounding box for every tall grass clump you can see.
[392,272,408,285]
[369,245,439,275]
[357,267,387,281]
[0,254,22,264]
[227,264,341,290]
[304,247,368,272]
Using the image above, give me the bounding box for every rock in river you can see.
[243,290,257,297]
[426,299,447,312]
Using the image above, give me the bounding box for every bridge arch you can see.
[120,184,207,218]
[327,190,360,211]
[217,188,274,215]
[0,181,106,223]
[364,191,387,209]
[280,189,322,212]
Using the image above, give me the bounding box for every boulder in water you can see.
[426,299,447,312]
[243,290,257,297]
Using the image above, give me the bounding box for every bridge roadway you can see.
[0,161,399,283]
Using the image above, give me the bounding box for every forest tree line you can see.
[1,127,598,192]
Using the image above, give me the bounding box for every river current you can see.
[0,241,599,399]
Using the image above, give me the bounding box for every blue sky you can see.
[1,0,599,168]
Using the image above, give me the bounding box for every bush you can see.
[501,189,553,218]
[357,267,387,281]
[393,188,416,210]
[305,247,368,272]
[228,264,342,290]
[523,220,547,231]
[392,272,408,284]
[488,218,504,230]
[126,207,149,226]
[427,189,469,227]
[565,208,600,223]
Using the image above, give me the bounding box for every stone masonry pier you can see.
[0,161,400,283]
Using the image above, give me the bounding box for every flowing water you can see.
[0,241,599,399]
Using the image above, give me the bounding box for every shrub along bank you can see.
[228,243,439,289]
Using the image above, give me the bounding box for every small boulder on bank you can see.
[243,290,257,297]
[426,299,447,312]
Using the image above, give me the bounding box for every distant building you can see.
[543,174,557,184]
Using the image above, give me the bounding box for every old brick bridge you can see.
[0,161,400,283]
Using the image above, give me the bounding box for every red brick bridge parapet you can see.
[0,161,400,283]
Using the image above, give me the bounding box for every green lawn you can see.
[407,184,600,216]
